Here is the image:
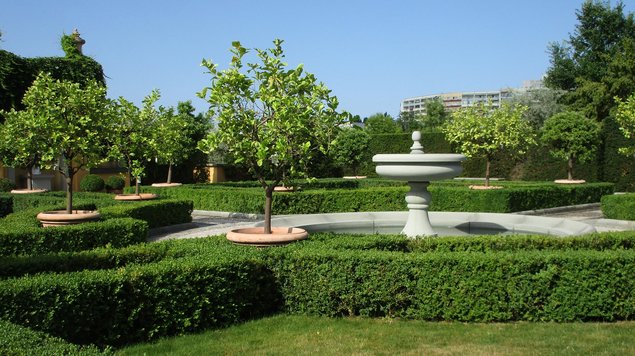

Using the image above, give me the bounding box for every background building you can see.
[401,80,543,114]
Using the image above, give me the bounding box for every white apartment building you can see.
[401,80,543,114]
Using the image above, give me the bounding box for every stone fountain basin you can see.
[258,212,596,237]
[373,153,466,181]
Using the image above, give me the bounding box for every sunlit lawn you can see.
[117,315,635,355]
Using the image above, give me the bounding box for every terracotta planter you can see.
[469,185,504,190]
[114,193,158,201]
[554,179,586,184]
[37,210,101,227]
[10,188,48,194]
[274,186,295,192]
[343,176,367,179]
[151,183,182,187]
[226,227,308,246]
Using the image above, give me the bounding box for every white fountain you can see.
[373,131,466,237]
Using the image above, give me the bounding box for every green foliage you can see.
[109,91,160,193]
[0,195,11,218]
[507,88,566,129]
[615,92,635,157]
[80,174,105,192]
[137,181,613,214]
[198,39,347,232]
[100,199,193,229]
[0,177,15,192]
[422,99,448,129]
[364,112,401,134]
[396,111,423,132]
[331,127,371,176]
[105,175,126,190]
[0,48,105,113]
[19,72,114,212]
[443,102,536,185]
[0,319,109,355]
[541,111,602,180]
[601,193,635,220]
[60,33,81,58]
[0,215,148,256]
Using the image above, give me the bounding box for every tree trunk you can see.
[485,157,491,187]
[135,177,140,195]
[167,163,173,184]
[26,164,33,190]
[264,185,274,234]
[65,167,73,214]
[568,156,574,180]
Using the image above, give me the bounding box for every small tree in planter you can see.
[0,109,47,191]
[331,127,371,177]
[22,72,113,216]
[541,111,601,182]
[443,102,535,187]
[198,39,346,236]
[152,101,202,185]
[109,91,160,196]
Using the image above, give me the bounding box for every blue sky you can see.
[2,0,633,118]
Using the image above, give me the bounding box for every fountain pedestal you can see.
[373,131,466,238]
[403,181,435,237]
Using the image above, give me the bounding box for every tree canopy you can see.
[330,127,371,176]
[443,102,535,186]
[615,93,635,157]
[198,39,347,233]
[364,112,401,134]
[541,111,601,180]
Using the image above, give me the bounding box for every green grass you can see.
[117,315,635,355]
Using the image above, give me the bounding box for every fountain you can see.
[373,131,465,237]
[251,131,596,238]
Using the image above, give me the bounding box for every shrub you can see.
[105,175,126,191]
[100,199,193,229]
[0,319,109,355]
[0,195,12,218]
[602,193,635,220]
[80,174,105,192]
[0,177,16,192]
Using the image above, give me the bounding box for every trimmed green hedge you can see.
[138,182,614,214]
[100,199,193,229]
[0,216,148,257]
[601,193,635,220]
[0,195,12,218]
[0,319,109,355]
[1,232,635,348]
[0,245,280,347]
[265,246,635,322]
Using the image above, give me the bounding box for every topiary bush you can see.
[105,175,126,191]
[80,174,105,192]
[0,177,16,192]
[601,193,635,220]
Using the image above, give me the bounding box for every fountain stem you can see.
[402,181,436,237]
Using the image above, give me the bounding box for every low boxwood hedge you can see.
[0,319,109,355]
[0,245,280,347]
[100,199,193,229]
[1,232,634,349]
[138,182,614,214]
[601,193,635,220]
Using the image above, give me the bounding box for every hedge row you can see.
[100,199,193,229]
[138,182,614,214]
[265,247,635,322]
[0,247,280,347]
[2,232,635,350]
[601,193,635,221]
[0,319,108,355]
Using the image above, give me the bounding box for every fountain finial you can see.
[410,131,424,154]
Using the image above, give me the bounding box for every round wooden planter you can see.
[37,210,101,227]
[226,227,308,247]
[114,193,158,201]
[151,183,182,187]
[10,188,48,194]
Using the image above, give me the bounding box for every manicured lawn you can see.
[117,315,635,355]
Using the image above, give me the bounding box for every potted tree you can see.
[109,91,160,200]
[541,111,601,183]
[151,102,197,187]
[20,73,113,226]
[198,39,346,245]
[0,110,48,193]
[443,102,536,189]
